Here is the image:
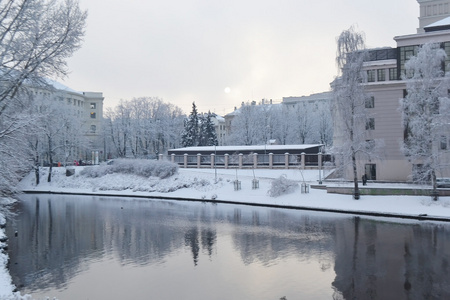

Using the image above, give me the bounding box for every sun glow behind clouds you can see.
[224,87,231,94]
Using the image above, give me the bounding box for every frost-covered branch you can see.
[401,43,450,195]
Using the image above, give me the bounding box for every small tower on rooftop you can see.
[417,0,450,32]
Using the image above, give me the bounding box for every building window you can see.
[365,164,377,180]
[441,136,448,150]
[90,112,96,119]
[90,125,96,133]
[365,96,375,108]
[399,46,418,77]
[366,118,375,130]
[367,70,376,82]
[389,68,398,80]
[90,103,96,109]
[444,42,450,74]
[377,69,386,81]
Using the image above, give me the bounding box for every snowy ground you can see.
[17,166,450,219]
[1,165,450,298]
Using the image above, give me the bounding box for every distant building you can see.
[282,91,332,108]
[30,80,104,162]
[211,114,226,146]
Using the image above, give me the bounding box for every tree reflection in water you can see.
[5,194,450,300]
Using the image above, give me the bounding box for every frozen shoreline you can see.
[18,166,450,221]
[1,166,450,298]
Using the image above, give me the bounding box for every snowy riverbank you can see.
[1,165,450,298]
[18,166,450,219]
[0,198,25,299]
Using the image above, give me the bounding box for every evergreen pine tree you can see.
[205,111,218,146]
[198,111,218,146]
[198,114,207,146]
[181,102,199,147]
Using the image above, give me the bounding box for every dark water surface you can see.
[5,194,450,299]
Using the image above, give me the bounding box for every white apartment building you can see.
[335,0,450,182]
[31,80,104,162]
[211,114,227,146]
[282,92,332,108]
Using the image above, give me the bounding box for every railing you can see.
[163,152,334,169]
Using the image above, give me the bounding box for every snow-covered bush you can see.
[80,159,178,179]
[267,175,299,197]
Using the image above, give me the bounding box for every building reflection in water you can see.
[332,217,450,299]
[6,194,450,299]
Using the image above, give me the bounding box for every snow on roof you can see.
[214,115,225,122]
[282,92,332,103]
[425,16,450,28]
[169,144,323,153]
[225,103,281,117]
[45,78,82,95]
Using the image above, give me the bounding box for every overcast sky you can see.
[62,0,419,115]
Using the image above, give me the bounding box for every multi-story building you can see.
[32,80,104,163]
[335,0,450,181]
[282,91,332,108]
[418,0,450,32]
[210,114,226,146]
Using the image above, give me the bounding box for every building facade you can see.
[282,91,332,108]
[31,80,104,163]
[418,0,450,32]
[211,114,227,146]
[335,0,450,182]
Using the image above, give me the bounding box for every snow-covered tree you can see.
[227,103,260,145]
[289,102,315,144]
[0,0,86,114]
[332,27,374,199]
[0,0,86,193]
[182,102,200,147]
[226,101,278,146]
[315,101,334,146]
[272,105,290,145]
[198,111,218,146]
[401,42,450,198]
[104,97,184,158]
[105,101,132,158]
[149,98,184,155]
[226,100,332,147]
[0,91,36,194]
[32,92,87,182]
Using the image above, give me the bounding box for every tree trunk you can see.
[34,141,40,185]
[34,164,40,185]
[352,152,360,200]
[48,163,52,182]
[48,137,53,182]
[431,169,438,201]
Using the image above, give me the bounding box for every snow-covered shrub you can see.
[268,175,299,197]
[79,165,110,178]
[80,159,178,179]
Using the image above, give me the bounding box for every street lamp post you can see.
[318,148,323,184]
[214,144,217,183]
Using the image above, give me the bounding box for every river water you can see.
[5,194,450,299]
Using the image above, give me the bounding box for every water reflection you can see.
[5,194,450,299]
[332,217,450,300]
